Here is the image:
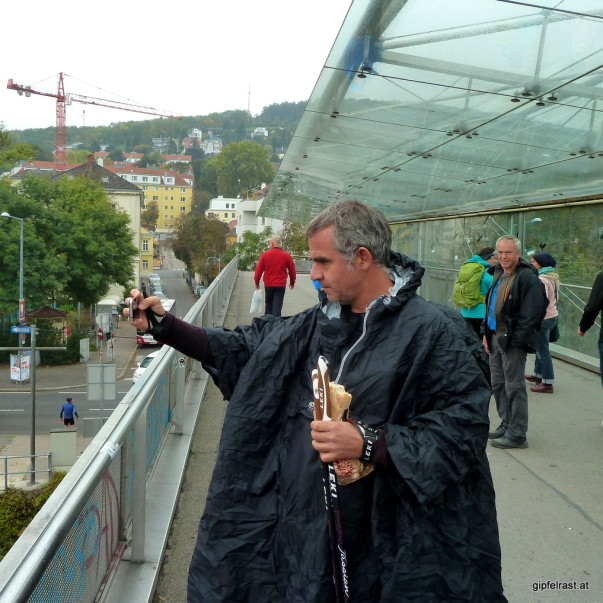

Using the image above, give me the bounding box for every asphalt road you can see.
[0,245,195,436]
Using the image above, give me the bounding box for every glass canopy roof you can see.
[261,0,603,223]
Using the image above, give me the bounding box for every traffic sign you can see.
[11,326,31,334]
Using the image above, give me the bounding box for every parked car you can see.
[194,285,207,298]
[133,351,159,383]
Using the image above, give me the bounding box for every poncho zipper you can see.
[334,298,378,384]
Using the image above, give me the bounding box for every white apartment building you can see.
[236,197,283,241]
[206,196,239,224]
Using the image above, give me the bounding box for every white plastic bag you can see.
[249,289,263,314]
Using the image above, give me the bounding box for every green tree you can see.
[138,151,163,167]
[214,141,276,197]
[197,157,219,196]
[28,143,54,162]
[0,181,65,313]
[169,161,192,173]
[192,189,213,213]
[141,201,159,230]
[0,176,138,310]
[170,213,228,277]
[188,146,205,161]
[109,149,124,162]
[222,227,273,270]
[66,149,94,164]
[0,127,36,169]
[280,222,309,256]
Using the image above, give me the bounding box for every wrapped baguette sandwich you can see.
[312,362,375,485]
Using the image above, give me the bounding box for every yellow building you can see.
[107,166,194,233]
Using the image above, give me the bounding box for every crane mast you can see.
[7,72,181,170]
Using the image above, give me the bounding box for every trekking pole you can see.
[313,357,350,602]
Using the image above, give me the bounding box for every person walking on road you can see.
[578,270,603,388]
[254,235,296,317]
[60,397,79,428]
[483,235,547,449]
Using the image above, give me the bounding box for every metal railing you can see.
[0,257,238,602]
[1,454,52,490]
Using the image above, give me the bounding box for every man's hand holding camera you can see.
[124,289,165,331]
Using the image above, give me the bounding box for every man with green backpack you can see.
[454,247,498,337]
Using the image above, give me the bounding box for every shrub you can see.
[0,472,65,561]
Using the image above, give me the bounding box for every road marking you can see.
[89,408,116,412]
[0,409,25,412]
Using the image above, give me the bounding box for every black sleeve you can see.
[579,272,603,333]
[150,313,215,365]
[511,270,547,347]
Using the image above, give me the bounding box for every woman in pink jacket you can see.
[525,252,559,393]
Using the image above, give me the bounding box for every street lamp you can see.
[207,249,221,274]
[206,256,221,274]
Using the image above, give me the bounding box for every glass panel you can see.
[390,204,602,362]
[262,0,603,223]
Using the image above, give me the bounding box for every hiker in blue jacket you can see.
[460,247,498,337]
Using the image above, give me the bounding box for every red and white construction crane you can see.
[7,72,181,170]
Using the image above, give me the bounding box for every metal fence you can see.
[1,454,52,491]
[0,257,238,602]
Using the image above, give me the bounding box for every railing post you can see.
[173,358,186,435]
[131,407,147,563]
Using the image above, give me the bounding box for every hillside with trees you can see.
[8,101,306,159]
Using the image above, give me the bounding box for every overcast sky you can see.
[1,0,352,132]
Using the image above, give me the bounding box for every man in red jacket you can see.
[254,235,296,316]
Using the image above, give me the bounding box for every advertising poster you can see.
[10,351,31,382]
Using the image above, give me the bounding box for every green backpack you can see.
[453,262,485,309]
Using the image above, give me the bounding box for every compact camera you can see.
[128,298,140,322]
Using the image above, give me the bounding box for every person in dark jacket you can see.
[254,235,296,316]
[126,200,505,602]
[578,270,603,387]
[484,235,547,449]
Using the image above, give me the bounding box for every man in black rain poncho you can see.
[127,200,506,602]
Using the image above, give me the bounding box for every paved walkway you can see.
[153,273,603,602]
